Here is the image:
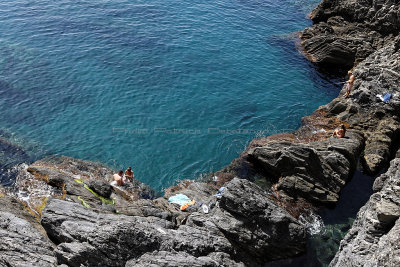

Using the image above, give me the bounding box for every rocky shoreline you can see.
[1,0,400,266]
[330,157,400,267]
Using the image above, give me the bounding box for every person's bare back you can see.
[113,170,124,186]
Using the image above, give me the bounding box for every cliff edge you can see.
[1,0,400,266]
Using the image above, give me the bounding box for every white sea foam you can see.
[8,164,55,212]
[312,129,327,134]
[298,212,325,236]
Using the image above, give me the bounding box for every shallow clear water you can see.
[265,169,375,267]
[0,0,341,190]
[308,170,375,266]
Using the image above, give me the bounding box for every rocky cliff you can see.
[1,156,306,266]
[301,0,400,67]
[330,156,400,267]
[0,186,57,266]
[299,0,400,266]
[1,0,400,266]
[227,35,400,209]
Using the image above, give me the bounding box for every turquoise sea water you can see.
[0,0,342,190]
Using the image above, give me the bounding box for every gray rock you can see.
[9,156,156,215]
[333,37,400,174]
[300,0,398,66]
[213,178,306,263]
[41,198,173,266]
[310,0,400,34]
[2,3,398,267]
[0,193,57,266]
[247,131,363,205]
[115,198,175,222]
[330,158,400,267]
[126,251,245,267]
[88,178,112,198]
[304,35,400,177]
[40,197,238,266]
[37,175,307,267]
[302,35,357,67]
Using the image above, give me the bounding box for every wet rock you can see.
[330,158,400,267]
[0,190,57,266]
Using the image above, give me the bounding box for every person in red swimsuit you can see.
[124,166,134,182]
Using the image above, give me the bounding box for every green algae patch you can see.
[77,196,91,209]
[74,179,115,205]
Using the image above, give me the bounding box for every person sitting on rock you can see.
[124,166,134,182]
[344,71,355,98]
[113,170,124,186]
[332,124,346,138]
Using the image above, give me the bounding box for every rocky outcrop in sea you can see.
[300,0,400,67]
[1,0,400,266]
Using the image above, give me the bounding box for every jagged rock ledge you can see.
[300,0,400,67]
[233,34,400,210]
[296,1,400,265]
[330,155,400,267]
[1,1,400,266]
[1,156,306,266]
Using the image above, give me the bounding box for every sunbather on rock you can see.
[332,124,346,138]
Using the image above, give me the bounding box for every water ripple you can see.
[0,0,342,190]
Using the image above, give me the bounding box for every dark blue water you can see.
[0,0,341,190]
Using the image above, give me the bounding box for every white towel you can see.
[376,94,384,101]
